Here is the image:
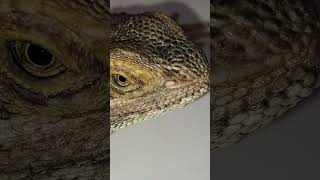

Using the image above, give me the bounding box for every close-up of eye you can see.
[0,0,110,179]
[8,41,65,78]
[110,70,144,95]
[112,74,130,87]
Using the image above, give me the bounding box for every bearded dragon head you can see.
[110,12,209,132]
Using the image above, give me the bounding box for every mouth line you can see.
[110,85,209,118]
[164,78,208,89]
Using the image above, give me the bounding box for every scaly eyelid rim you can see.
[7,41,65,79]
[7,41,24,70]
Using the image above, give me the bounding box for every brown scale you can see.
[211,0,320,149]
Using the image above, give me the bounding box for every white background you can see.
[110,1,210,180]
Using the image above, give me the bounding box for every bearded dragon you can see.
[0,0,209,179]
[110,12,209,132]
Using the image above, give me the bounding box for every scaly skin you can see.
[211,0,320,149]
[0,0,109,179]
[110,12,209,132]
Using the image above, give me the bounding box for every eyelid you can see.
[8,41,20,65]
[111,72,143,93]
[113,74,131,87]
[7,41,66,78]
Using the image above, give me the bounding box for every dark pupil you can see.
[118,75,127,83]
[27,44,53,66]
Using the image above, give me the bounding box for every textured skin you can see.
[0,0,109,179]
[211,0,320,149]
[110,12,209,132]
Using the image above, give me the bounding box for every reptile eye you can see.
[112,74,130,87]
[26,43,53,66]
[8,41,65,78]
